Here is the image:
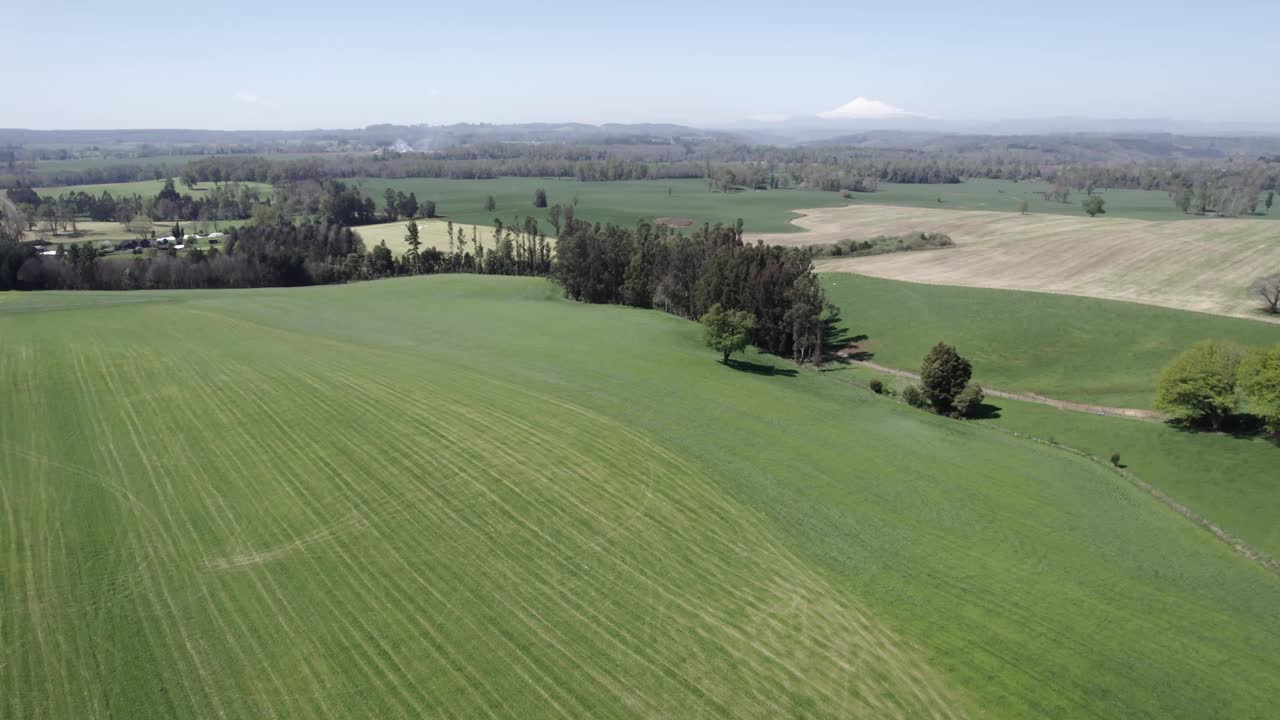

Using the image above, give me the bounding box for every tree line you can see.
[6,178,265,233]
[553,216,830,363]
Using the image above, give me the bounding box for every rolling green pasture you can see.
[3,276,1279,719]
[833,362,1280,559]
[35,179,274,200]
[845,177,1278,221]
[353,177,846,233]
[824,273,1280,408]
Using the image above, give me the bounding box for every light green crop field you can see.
[353,218,488,254]
[3,276,1279,719]
[352,177,847,234]
[822,273,1280,408]
[845,178,1279,222]
[35,179,275,200]
[832,362,1280,560]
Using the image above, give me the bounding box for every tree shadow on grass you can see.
[822,313,873,364]
[725,358,798,377]
[969,402,1003,420]
[1166,414,1278,446]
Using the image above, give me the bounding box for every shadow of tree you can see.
[1167,413,1277,445]
[969,402,1003,420]
[725,358,798,377]
[822,304,872,364]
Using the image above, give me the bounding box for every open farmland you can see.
[3,276,1279,719]
[353,218,484,254]
[822,274,1280,408]
[843,178,1280,222]
[35,179,274,200]
[753,204,1280,320]
[353,177,846,234]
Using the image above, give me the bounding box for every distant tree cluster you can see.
[1155,340,1280,433]
[0,203,555,292]
[815,232,954,258]
[554,217,830,364]
[901,343,986,419]
[920,342,984,418]
[5,179,265,232]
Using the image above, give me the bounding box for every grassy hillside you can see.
[847,178,1278,222]
[3,277,1279,719]
[353,177,846,233]
[823,273,1280,408]
[831,362,1280,559]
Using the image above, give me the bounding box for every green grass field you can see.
[35,179,274,200]
[353,177,847,233]
[832,362,1280,559]
[823,273,1280,408]
[845,178,1279,222]
[3,275,1279,719]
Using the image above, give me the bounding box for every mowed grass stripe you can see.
[0,303,962,717]
[4,277,1280,718]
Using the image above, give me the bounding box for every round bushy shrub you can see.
[954,383,985,418]
[902,384,926,409]
[869,379,884,394]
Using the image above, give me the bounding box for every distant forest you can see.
[5,126,1280,201]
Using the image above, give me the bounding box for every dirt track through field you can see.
[846,359,1166,421]
[748,204,1280,322]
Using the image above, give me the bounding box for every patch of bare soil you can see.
[748,204,1280,323]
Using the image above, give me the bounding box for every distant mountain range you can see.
[713,115,1280,145]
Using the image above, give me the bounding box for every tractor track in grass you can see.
[843,358,1168,422]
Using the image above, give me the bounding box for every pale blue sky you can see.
[4,0,1276,129]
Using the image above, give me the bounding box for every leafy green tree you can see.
[484,195,496,212]
[181,172,198,191]
[546,204,562,234]
[1018,199,1029,214]
[399,192,420,219]
[920,342,973,412]
[383,188,399,222]
[1154,340,1242,430]
[1266,190,1274,213]
[424,200,437,219]
[954,383,985,418]
[1239,345,1280,433]
[1082,195,1106,217]
[1174,187,1193,214]
[533,188,547,208]
[902,384,926,408]
[404,220,421,273]
[700,303,754,364]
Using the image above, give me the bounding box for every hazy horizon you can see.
[5,0,1278,131]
